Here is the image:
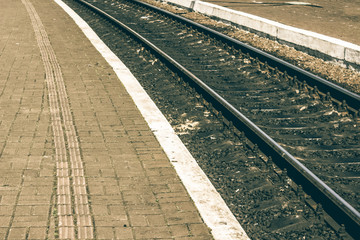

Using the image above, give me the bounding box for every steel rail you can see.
[130,0,360,113]
[73,0,360,237]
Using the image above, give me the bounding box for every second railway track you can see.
[63,0,360,238]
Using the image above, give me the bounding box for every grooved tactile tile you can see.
[21,0,94,238]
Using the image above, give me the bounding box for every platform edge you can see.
[166,0,360,66]
[53,0,250,239]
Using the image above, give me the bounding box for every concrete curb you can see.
[164,0,360,66]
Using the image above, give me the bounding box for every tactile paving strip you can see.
[21,0,94,238]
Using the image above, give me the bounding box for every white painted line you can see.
[53,0,250,239]
[285,2,314,5]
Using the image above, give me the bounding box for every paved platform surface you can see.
[205,0,360,45]
[0,0,215,239]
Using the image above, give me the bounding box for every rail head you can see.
[131,0,360,112]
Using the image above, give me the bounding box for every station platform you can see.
[165,0,360,66]
[0,0,249,239]
[203,0,360,46]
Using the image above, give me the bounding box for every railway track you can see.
[64,0,360,238]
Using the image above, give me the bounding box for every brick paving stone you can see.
[108,205,126,214]
[133,226,172,239]
[0,206,13,217]
[146,214,167,226]
[17,194,51,205]
[169,224,191,238]
[189,223,213,236]
[114,227,133,239]
[91,205,110,216]
[0,228,7,239]
[12,215,48,228]
[28,227,47,239]
[93,216,128,227]
[96,226,114,239]
[0,193,18,206]
[157,192,192,202]
[32,205,50,216]
[129,215,148,227]
[148,184,171,194]
[127,207,162,216]
[168,183,188,193]
[14,205,32,216]
[7,227,27,239]
[165,211,204,225]
[0,216,11,227]
[176,202,201,213]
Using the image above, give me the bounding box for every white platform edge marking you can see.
[53,0,250,239]
[166,0,360,65]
